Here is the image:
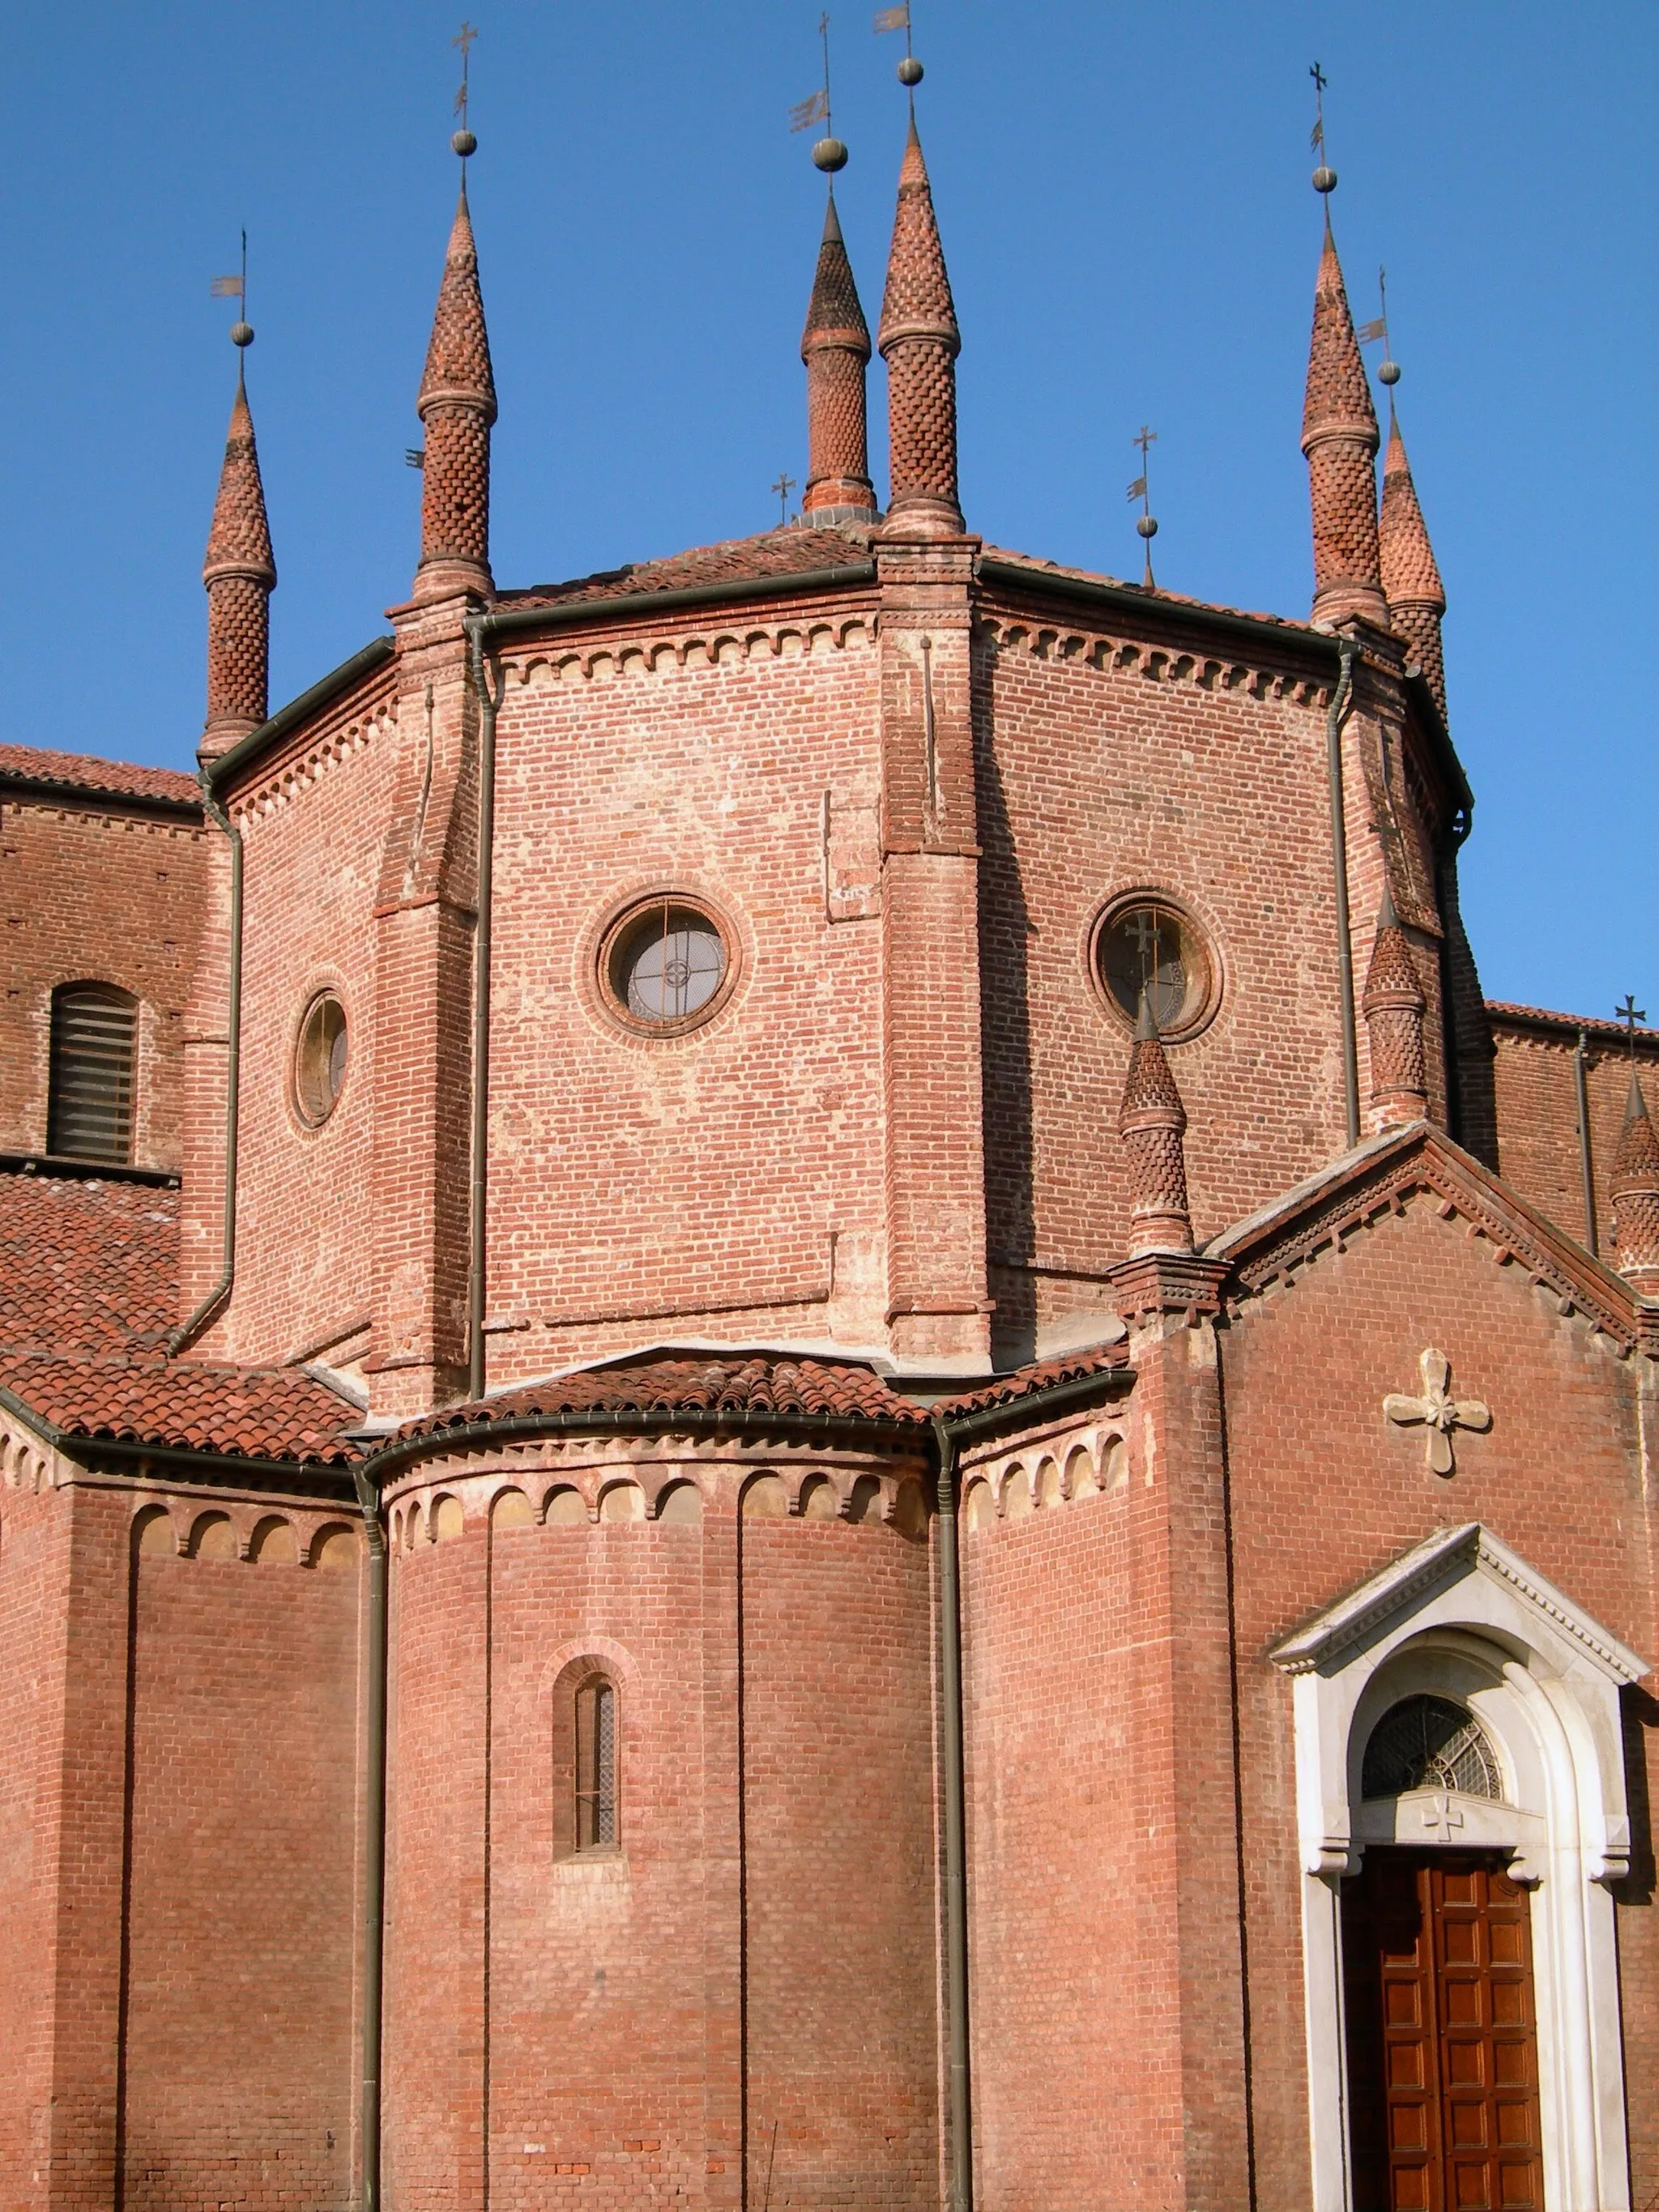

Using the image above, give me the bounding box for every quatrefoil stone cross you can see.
[1383,1348,1491,1477]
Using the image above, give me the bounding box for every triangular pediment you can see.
[1269,1519,1647,1685]
[1205,1120,1650,1357]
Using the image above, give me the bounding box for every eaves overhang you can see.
[203,634,397,797]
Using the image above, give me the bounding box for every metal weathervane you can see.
[454,20,477,130]
[874,2,923,94]
[1127,426,1158,589]
[1309,61,1337,196]
[210,231,254,353]
[1358,267,1402,398]
[791,12,847,172]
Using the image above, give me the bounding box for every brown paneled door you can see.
[1342,1849,1545,2210]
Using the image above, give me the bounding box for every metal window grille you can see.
[575,1678,617,1850]
[1360,1693,1503,1802]
[47,986,137,1163]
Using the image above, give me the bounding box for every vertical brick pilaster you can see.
[368,600,478,1418]
[1107,1255,1253,2209]
[877,535,989,1369]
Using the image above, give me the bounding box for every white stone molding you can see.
[1270,1521,1645,2212]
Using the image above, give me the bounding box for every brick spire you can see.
[877,115,963,537]
[1118,996,1194,1255]
[1380,409,1448,718]
[1610,1074,1659,1293]
[414,179,497,603]
[1301,217,1387,630]
[801,189,876,522]
[1362,883,1428,1129]
[201,360,277,761]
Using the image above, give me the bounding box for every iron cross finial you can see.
[1615,994,1648,1059]
[454,21,478,126]
[772,471,797,526]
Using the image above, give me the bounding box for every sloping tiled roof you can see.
[0,1349,363,1464]
[1486,999,1659,1046]
[979,547,1324,641]
[396,1344,1128,1448]
[0,744,201,808]
[495,525,877,611]
[0,1174,181,1356]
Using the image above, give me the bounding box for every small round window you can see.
[1091,897,1216,1040]
[294,992,348,1125]
[603,898,730,1033]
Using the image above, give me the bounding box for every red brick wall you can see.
[975,605,1448,1362]
[0,796,207,1172]
[381,1449,939,2210]
[1489,1013,1659,1254]
[201,689,398,1366]
[1216,1199,1657,2204]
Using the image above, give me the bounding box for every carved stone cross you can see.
[1383,1348,1491,1477]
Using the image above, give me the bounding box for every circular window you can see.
[294,992,348,1125]
[601,897,731,1034]
[1090,896,1217,1040]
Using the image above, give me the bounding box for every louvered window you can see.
[48,985,137,1163]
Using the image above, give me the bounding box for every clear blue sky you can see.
[2,2,1653,1021]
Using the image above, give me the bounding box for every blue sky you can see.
[2,1,1653,1020]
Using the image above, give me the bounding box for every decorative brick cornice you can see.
[232,695,397,826]
[1106,1251,1227,1324]
[975,612,1334,711]
[505,612,875,688]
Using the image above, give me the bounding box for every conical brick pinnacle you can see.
[414,181,497,600]
[1117,996,1194,1255]
[1363,882,1429,1128]
[201,364,276,757]
[1380,410,1448,720]
[1302,221,1387,630]
[801,188,876,520]
[878,114,963,536]
[1611,1072,1659,1288]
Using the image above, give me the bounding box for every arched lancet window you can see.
[48,983,137,1163]
[574,1676,618,1851]
[1361,1692,1503,1801]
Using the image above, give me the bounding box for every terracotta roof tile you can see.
[0,744,200,808]
[978,547,1323,640]
[495,525,877,611]
[0,1173,181,1355]
[0,1349,362,1464]
[931,1347,1128,1421]
[1486,1000,1659,1046]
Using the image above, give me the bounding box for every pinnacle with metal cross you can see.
[772,472,796,526]
[454,20,478,128]
[1384,1348,1491,1477]
[1615,994,1648,1060]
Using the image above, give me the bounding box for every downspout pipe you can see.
[351,1467,389,2212]
[166,783,244,1353]
[463,616,506,1401]
[1574,1028,1598,1255]
[1324,637,1360,1147]
[931,1415,973,2212]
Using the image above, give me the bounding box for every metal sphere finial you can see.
[812,135,848,173]
[898,53,923,86]
[452,127,477,158]
[1137,514,1158,542]
[230,321,254,349]
[1378,358,1401,387]
[1311,164,1337,194]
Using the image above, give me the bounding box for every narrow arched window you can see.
[574,1677,618,1851]
[48,984,137,1163]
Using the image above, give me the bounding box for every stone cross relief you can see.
[1383,1348,1492,1477]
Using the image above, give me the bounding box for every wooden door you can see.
[1342,1849,1545,2211]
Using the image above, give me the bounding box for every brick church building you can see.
[2,87,1657,2212]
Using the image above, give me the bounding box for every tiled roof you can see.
[0,1349,363,1465]
[495,525,877,611]
[397,1344,1128,1447]
[1486,1000,1659,1046]
[979,547,1323,639]
[0,1173,181,1356]
[0,744,200,808]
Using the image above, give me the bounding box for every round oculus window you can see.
[603,898,730,1032]
[1091,898,1216,1039]
[295,992,348,1126]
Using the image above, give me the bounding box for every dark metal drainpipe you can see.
[463,616,507,1402]
[166,784,244,1353]
[931,1417,972,2212]
[1574,1029,1598,1255]
[1324,638,1360,1147]
[352,1467,389,2212]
